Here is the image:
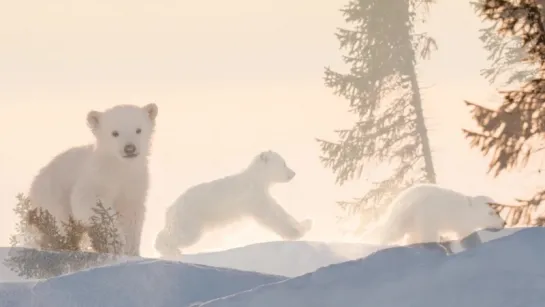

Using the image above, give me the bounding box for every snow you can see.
[0,240,383,281]
[0,259,286,307]
[194,227,545,307]
[0,256,23,282]
[0,281,36,307]
[0,227,519,282]
[0,227,539,307]
[29,260,285,307]
[181,240,382,277]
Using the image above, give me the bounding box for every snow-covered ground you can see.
[0,240,383,281]
[196,227,545,307]
[0,227,521,282]
[0,260,285,307]
[180,227,521,277]
[0,227,536,307]
[31,261,285,307]
[181,240,383,277]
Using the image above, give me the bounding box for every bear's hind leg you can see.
[160,219,203,258]
[418,227,440,244]
[176,225,202,250]
[402,232,420,245]
[418,227,453,254]
[155,229,183,260]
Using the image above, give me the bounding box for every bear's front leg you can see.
[252,196,313,240]
[117,205,146,256]
[459,231,483,250]
[114,193,146,256]
[70,186,113,227]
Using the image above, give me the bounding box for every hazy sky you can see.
[1,0,542,257]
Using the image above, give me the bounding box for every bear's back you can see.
[175,173,261,224]
[391,184,467,215]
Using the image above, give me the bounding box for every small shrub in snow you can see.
[3,193,124,279]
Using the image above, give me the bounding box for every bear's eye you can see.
[112,131,119,137]
[136,128,141,134]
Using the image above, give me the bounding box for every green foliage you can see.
[465,0,545,226]
[317,0,438,222]
[3,194,123,279]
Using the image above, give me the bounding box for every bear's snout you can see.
[123,143,138,157]
[287,170,296,180]
[487,220,506,232]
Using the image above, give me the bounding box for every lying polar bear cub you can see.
[155,150,312,258]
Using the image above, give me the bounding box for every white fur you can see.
[362,184,506,246]
[28,103,158,256]
[155,150,312,258]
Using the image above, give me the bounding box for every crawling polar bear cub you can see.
[28,103,158,256]
[155,150,312,258]
[363,184,506,247]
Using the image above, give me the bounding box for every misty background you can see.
[0,0,540,257]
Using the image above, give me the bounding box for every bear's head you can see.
[469,195,506,232]
[251,150,296,184]
[87,103,158,162]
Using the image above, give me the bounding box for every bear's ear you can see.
[142,103,158,121]
[260,152,269,163]
[87,110,102,131]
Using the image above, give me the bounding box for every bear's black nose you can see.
[124,143,137,155]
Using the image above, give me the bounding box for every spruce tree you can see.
[317,0,438,224]
[464,0,545,227]
[473,0,538,86]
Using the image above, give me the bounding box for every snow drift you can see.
[30,260,285,307]
[181,240,382,277]
[194,227,545,307]
[0,228,519,282]
[0,227,533,307]
[0,281,36,307]
[0,240,382,281]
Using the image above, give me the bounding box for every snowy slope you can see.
[28,260,285,307]
[0,227,521,282]
[180,227,522,277]
[0,246,142,282]
[193,227,545,307]
[0,227,536,307]
[0,248,26,282]
[0,240,382,281]
[181,240,382,277]
[0,281,37,307]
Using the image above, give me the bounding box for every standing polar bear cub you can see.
[362,184,506,248]
[28,103,158,256]
[155,150,312,258]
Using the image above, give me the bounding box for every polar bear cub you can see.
[362,184,506,247]
[155,150,312,258]
[28,103,158,256]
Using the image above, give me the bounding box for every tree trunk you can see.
[409,70,437,183]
